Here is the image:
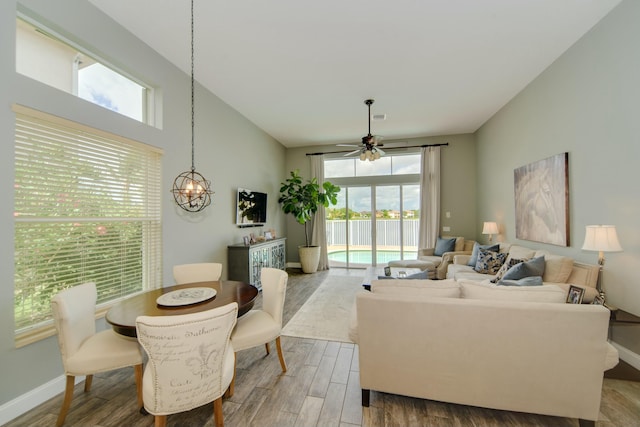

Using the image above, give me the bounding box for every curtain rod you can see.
[305,142,448,156]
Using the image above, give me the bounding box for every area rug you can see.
[282,275,363,343]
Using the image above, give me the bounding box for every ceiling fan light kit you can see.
[341,99,385,162]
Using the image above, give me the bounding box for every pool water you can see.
[328,250,417,264]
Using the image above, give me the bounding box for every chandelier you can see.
[171,0,213,212]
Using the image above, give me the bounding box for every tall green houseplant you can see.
[279,170,340,272]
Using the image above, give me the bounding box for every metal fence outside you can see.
[326,219,419,249]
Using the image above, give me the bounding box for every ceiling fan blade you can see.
[336,143,358,147]
[375,147,386,156]
[372,135,384,145]
[343,149,362,157]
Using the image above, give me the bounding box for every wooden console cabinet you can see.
[227,238,286,290]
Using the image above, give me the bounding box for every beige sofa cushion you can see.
[507,245,536,261]
[459,280,566,303]
[371,279,461,298]
[350,279,461,343]
[535,251,574,283]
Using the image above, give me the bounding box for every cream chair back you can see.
[136,303,238,418]
[50,282,98,369]
[260,268,288,327]
[51,282,144,427]
[173,262,223,284]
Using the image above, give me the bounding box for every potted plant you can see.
[278,169,340,273]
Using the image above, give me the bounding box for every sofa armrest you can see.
[453,254,472,265]
[418,248,435,256]
[436,250,473,279]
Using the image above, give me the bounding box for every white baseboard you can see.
[610,341,640,372]
[286,262,301,269]
[0,374,81,426]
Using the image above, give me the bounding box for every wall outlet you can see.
[442,226,451,232]
[446,211,451,218]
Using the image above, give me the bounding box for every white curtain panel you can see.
[418,146,441,249]
[310,155,330,270]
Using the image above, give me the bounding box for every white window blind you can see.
[13,105,162,338]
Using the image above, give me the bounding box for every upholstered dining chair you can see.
[50,282,143,427]
[173,262,223,284]
[229,267,288,394]
[136,303,238,427]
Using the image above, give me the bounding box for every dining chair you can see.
[136,303,238,427]
[51,282,143,427]
[229,267,288,394]
[173,262,223,284]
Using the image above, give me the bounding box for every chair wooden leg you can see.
[56,375,75,427]
[275,336,287,373]
[228,353,236,397]
[134,364,143,409]
[213,396,224,427]
[265,342,270,355]
[154,415,167,427]
[84,374,93,392]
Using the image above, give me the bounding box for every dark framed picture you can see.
[566,285,585,304]
[514,152,570,247]
[384,266,391,276]
[591,295,605,305]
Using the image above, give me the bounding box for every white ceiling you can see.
[89,0,621,148]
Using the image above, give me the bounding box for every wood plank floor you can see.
[5,268,640,427]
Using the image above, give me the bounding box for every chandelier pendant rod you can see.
[190,0,195,172]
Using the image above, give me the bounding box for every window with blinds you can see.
[13,105,163,342]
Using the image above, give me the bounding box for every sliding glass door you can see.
[326,183,419,268]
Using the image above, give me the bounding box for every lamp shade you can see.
[482,222,499,235]
[581,225,623,252]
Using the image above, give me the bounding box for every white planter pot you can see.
[298,246,321,273]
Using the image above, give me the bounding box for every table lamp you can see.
[581,225,623,302]
[482,221,499,242]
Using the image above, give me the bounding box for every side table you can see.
[605,306,640,382]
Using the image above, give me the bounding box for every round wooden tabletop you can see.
[106,280,259,337]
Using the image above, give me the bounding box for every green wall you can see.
[0,0,286,415]
[476,0,639,352]
[284,134,477,263]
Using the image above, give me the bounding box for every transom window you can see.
[16,17,154,125]
[13,105,162,346]
[325,153,421,178]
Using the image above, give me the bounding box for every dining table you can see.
[106,280,259,338]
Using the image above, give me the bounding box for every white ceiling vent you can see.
[372,114,386,121]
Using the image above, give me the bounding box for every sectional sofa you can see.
[446,242,600,302]
[389,236,476,279]
[350,279,618,426]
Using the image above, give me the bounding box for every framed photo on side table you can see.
[566,285,585,304]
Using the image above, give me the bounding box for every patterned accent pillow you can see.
[474,248,507,274]
[491,258,526,283]
[467,242,500,267]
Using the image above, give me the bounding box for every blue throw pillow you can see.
[497,276,544,287]
[501,256,545,281]
[467,242,500,266]
[434,237,457,256]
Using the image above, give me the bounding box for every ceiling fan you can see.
[338,99,385,161]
